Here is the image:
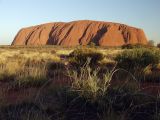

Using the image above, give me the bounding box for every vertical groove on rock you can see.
[91,25,108,45]
[25,30,35,45]
[59,25,74,45]
[47,24,61,45]
[78,23,92,45]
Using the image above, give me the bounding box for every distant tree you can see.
[148,40,155,47]
[157,43,160,48]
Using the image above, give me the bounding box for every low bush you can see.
[69,48,104,69]
[115,48,160,71]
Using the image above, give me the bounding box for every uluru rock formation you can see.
[12,20,148,46]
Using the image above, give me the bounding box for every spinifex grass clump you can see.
[67,59,117,102]
[66,63,113,119]
[69,47,105,70]
[68,58,140,100]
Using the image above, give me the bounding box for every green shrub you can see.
[115,48,160,71]
[69,48,104,69]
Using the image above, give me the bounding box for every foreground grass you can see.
[0,46,160,120]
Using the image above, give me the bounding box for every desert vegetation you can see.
[0,45,160,120]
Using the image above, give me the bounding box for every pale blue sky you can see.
[0,0,160,45]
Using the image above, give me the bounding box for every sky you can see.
[0,0,160,45]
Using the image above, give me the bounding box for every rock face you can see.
[12,20,148,46]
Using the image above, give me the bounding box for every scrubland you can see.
[0,45,160,120]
